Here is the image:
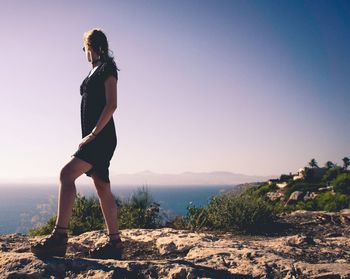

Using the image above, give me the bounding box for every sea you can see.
[0,183,234,235]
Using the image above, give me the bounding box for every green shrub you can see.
[303,167,323,183]
[254,183,277,197]
[118,185,162,229]
[295,191,350,212]
[316,192,350,211]
[295,200,318,211]
[183,192,278,234]
[332,173,350,195]
[28,192,105,236]
[28,186,162,236]
[183,203,209,231]
[243,185,260,196]
[270,200,286,215]
[28,215,57,236]
[165,215,186,229]
[205,193,277,233]
[284,182,320,200]
[69,193,106,235]
[283,203,297,213]
[205,194,230,230]
[322,166,343,183]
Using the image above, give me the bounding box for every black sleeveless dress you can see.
[71,59,118,183]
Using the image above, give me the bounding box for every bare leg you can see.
[55,156,93,233]
[30,156,93,257]
[92,173,120,240]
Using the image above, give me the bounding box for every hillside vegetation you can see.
[172,157,350,233]
[247,157,350,213]
[28,157,350,236]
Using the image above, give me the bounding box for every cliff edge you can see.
[1,210,350,278]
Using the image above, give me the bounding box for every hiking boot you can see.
[30,224,68,257]
[89,232,124,260]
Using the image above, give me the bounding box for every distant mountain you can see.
[108,170,274,186]
[0,171,276,186]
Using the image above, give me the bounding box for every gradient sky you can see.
[0,0,349,182]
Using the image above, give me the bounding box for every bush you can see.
[28,186,162,236]
[182,191,278,234]
[28,215,57,236]
[69,193,106,235]
[322,166,343,183]
[303,167,323,183]
[205,192,277,234]
[270,200,286,215]
[296,191,350,212]
[28,192,105,236]
[118,185,162,229]
[254,183,277,197]
[332,173,350,195]
[242,185,261,196]
[205,194,230,230]
[165,215,186,229]
[183,203,209,231]
[316,192,350,211]
[284,182,320,200]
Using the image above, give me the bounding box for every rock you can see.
[285,234,316,246]
[340,208,350,225]
[285,191,304,205]
[303,191,318,201]
[318,186,333,192]
[283,210,344,227]
[276,182,288,189]
[325,232,343,237]
[0,226,349,278]
[167,266,194,279]
[157,240,177,255]
[266,191,284,201]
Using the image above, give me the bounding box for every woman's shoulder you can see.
[99,59,118,80]
[101,58,117,71]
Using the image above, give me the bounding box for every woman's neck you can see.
[92,58,102,68]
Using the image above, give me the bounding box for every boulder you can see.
[340,208,350,225]
[0,225,349,278]
[303,191,318,201]
[285,191,304,205]
[266,191,284,201]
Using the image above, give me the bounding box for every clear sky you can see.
[0,0,349,182]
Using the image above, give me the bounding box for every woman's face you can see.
[83,43,99,63]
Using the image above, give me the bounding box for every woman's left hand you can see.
[79,134,95,148]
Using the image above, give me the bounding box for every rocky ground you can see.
[0,209,349,278]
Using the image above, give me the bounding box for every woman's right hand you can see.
[79,133,95,148]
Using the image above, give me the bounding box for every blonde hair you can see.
[83,28,120,70]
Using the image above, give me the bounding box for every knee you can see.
[59,166,76,184]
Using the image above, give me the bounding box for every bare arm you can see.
[91,75,118,135]
[78,75,117,148]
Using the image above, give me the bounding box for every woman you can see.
[30,28,122,259]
